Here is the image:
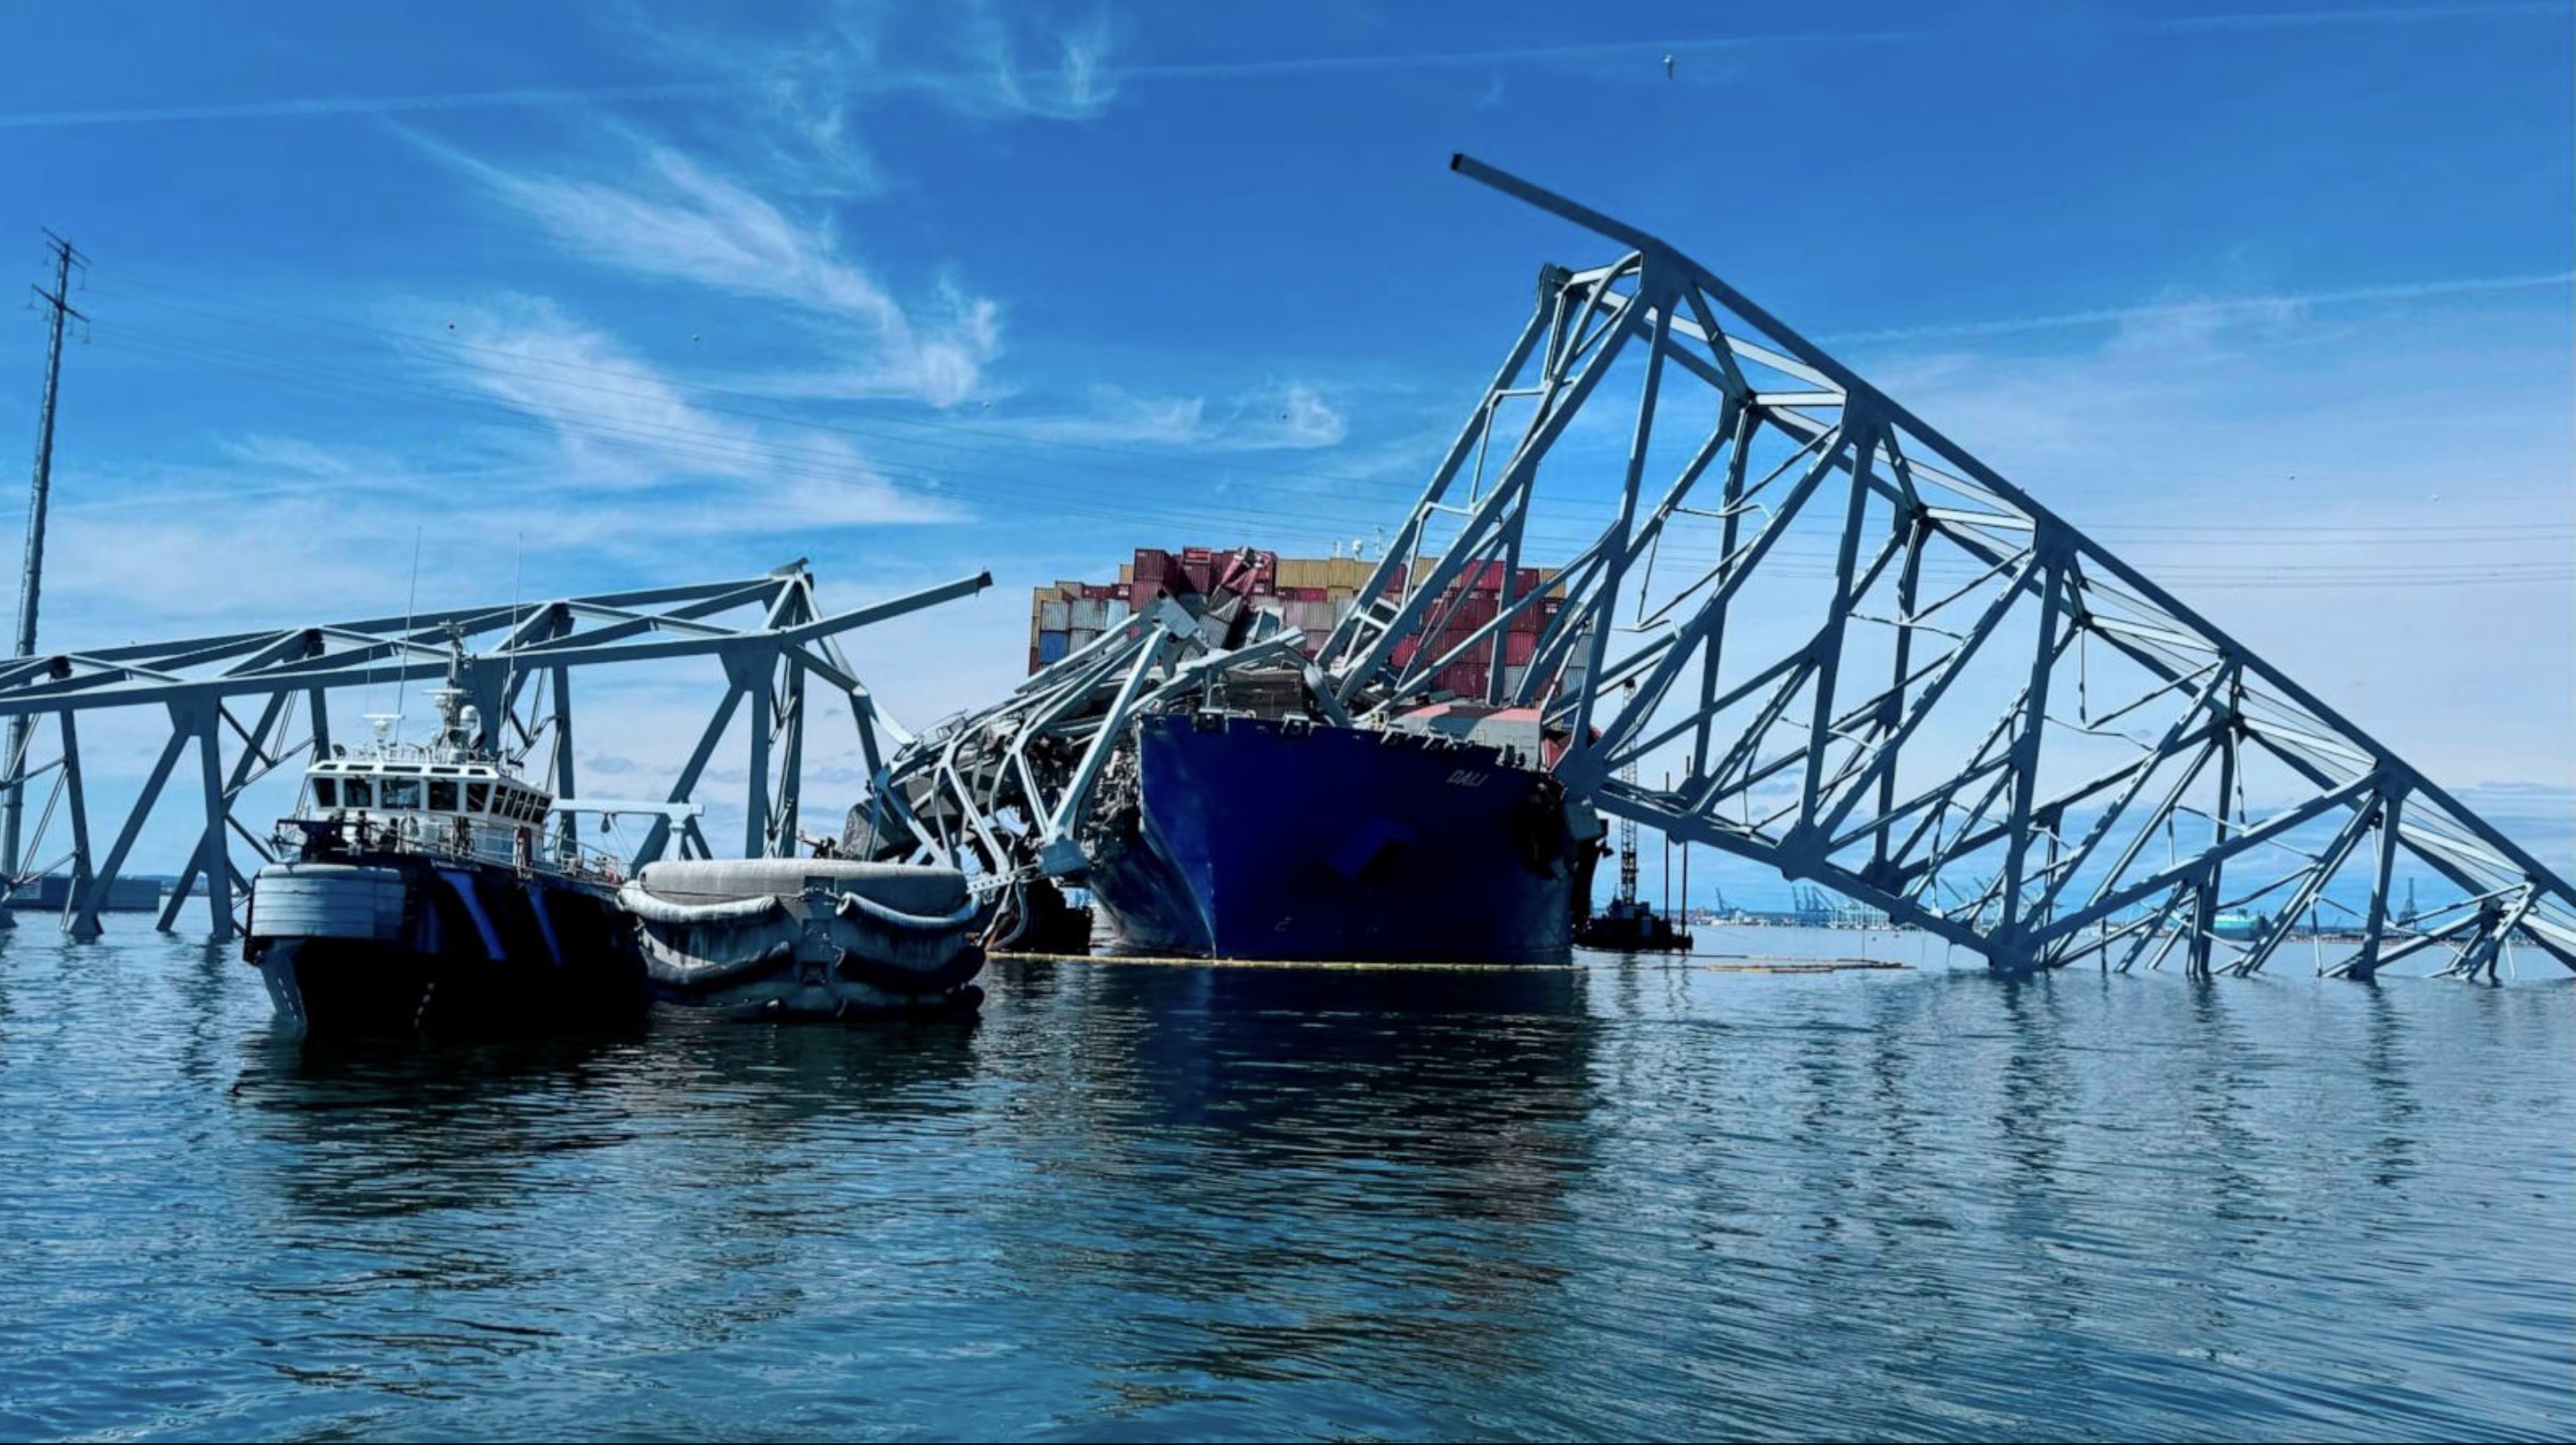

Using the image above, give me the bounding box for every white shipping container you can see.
[1069,626,1101,649]
[1038,600,1071,631]
[1070,599,1107,630]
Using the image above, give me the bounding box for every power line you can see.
[84,316,2575,577]
[84,274,2576,533]
[60,297,2573,600]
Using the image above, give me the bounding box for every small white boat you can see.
[620,858,986,1018]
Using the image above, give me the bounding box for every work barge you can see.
[0,157,2566,993]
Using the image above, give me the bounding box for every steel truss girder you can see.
[857,600,1313,897]
[1312,154,2573,979]
[0,564,986,938]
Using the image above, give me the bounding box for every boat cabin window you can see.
[428,780,459,811]
[341,777,372,809]
[311,777,337,808]
[381,775,424,810]
[467,783,491,813]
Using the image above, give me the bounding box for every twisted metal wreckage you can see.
[846,156,2574,981]
[2,160,2563,980]
[0,565,986,941]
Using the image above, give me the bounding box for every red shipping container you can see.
[1507,632,1536,665]
[1439,662,1490,696]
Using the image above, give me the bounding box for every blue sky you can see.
[0,0,2568,890]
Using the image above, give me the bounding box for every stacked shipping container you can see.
[1030,546,1580,702]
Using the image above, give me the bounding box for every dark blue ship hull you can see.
[1086,714,1592,963]
[246,854,646,1038]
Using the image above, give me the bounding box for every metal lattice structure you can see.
[1305,156,2573,980]
[852,598,1319,893]
[0,563,986,940]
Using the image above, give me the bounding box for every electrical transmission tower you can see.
[4,232,84,889]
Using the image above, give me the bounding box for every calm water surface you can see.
[1,925,2569,1441]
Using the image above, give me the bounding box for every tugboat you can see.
[241,628,644,1037]
[1570,803,1692,953]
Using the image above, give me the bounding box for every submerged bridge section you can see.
[1311,156,2573,980]
[0,564,986,941]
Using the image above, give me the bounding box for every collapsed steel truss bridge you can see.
[1311,156,2573,980]
[0,564,984,940]
[861,156,2572,982]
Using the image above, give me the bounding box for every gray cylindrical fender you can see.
[617,881,786,926]
[832,889,980,933]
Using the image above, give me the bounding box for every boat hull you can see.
[246,858,645,1038]
[1086,714,1595,963]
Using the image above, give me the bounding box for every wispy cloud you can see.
[940,0,1123,119]
[392,294,963,528]
[1005,381,1349,451]
[1827,271,2575,346]
[613,0,1124,128]
[0,3,1127,132]
[419,136,1004,406]
[4,4,2563,132]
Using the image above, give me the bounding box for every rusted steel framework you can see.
[1311,155,2572,980]
[0,563,986,941]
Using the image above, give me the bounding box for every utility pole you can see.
[4,232,85,883]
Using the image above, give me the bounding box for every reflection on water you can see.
[0,928,2568,1442]
[981,963,1602,1411]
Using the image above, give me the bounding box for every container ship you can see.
[1015,546,1603,963]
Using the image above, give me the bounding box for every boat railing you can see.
[274,812,633,884]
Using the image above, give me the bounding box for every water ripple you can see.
[0,933,2569,1441]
